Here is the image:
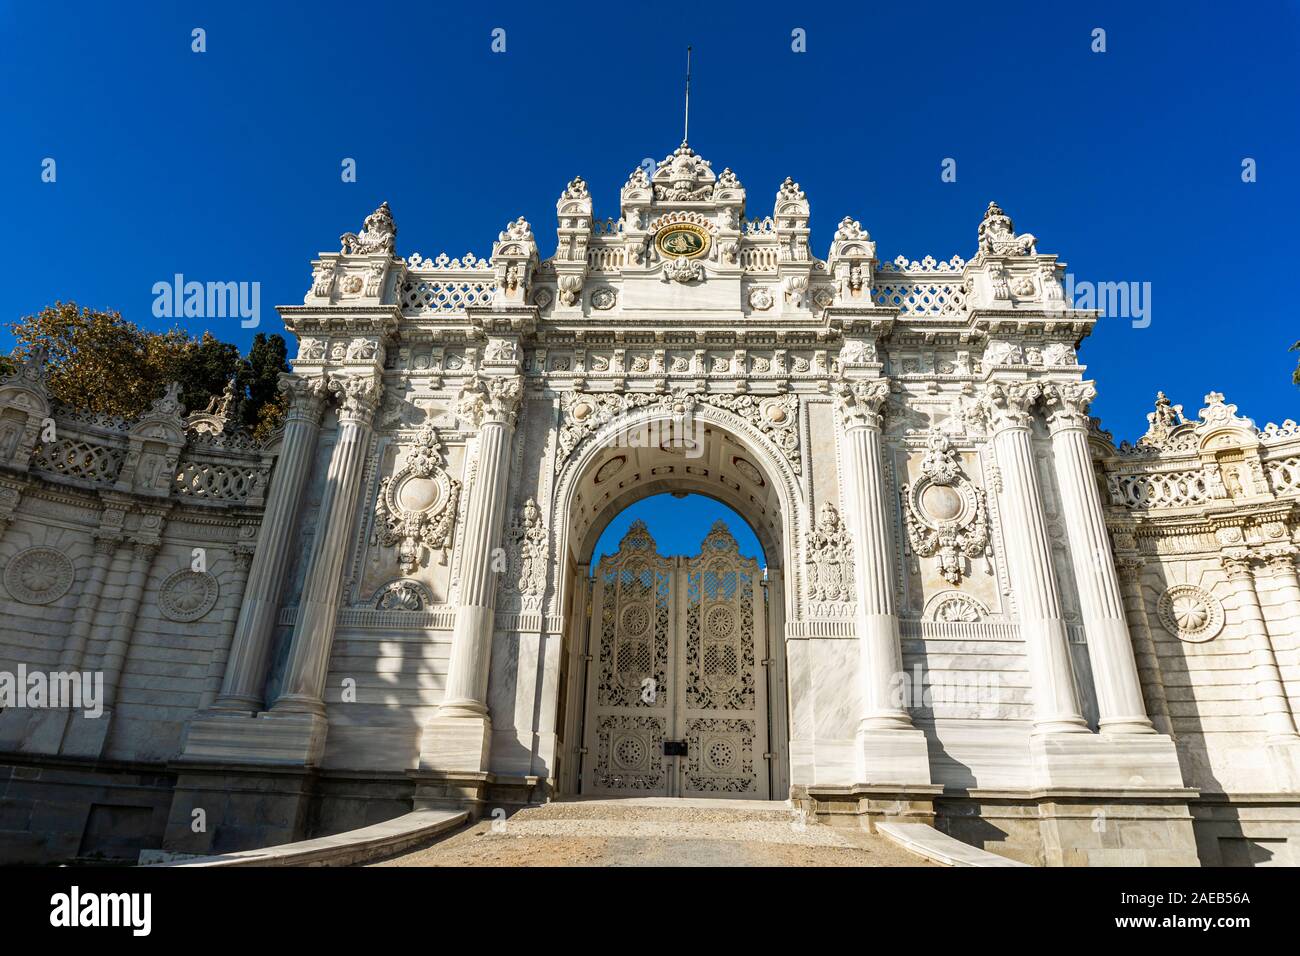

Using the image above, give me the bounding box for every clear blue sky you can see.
[592,495,763,563]
[3,1,1297,449]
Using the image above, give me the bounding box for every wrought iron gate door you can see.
[581,520,769,798]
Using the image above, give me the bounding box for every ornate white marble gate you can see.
[580,520,770,798]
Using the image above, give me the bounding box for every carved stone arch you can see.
[550,399,805,627]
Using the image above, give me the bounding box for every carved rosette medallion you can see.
[3,547,74,606]
[158,569,220,622]
[901,433,989,585]
[1156,584,1224,643]
[373,424,461,574]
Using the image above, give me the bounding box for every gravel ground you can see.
[372,800,932,867]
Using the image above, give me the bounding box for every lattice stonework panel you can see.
[580,520,770,799]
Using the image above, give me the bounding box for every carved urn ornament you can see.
[372,423,460,573]
[901,432,989,584]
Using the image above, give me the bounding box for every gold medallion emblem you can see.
[655,223,710,259]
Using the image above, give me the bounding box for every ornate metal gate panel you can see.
[581,520,769,798]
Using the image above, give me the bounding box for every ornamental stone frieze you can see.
[372,423,461,574]
[900,432,989,585]
[832,375,890,429]
[555,388,801,476]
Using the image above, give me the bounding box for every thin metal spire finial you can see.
[682,45,692,147]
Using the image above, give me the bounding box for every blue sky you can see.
[3,1,1297,446]
[592,495,763,562]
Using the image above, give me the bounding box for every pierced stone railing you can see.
[400,277,496,313]
[872,280,967,317]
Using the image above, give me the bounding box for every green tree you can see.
[7,302,290,439]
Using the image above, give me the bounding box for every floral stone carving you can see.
[3,547,75,606]
[159,568,220,622]
[1156,584,1224,643]
[805,502,853,603]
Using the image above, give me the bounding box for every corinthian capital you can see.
[833,375,890,429]
[1043,381,1098,432]
[279,372,329,423]
[329,373,381,425]
[980,381,1042,431]
[458,371,524,429]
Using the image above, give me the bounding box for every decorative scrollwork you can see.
[901,432,989,585]
[372,424,460,574]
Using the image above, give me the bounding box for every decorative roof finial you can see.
[682,45,692,147]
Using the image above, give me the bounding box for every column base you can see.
[179,710,328,767]
[418,714,492,773]
[1031,731,1185,790]
[856,726,933,786]
[1266,737,1300,792]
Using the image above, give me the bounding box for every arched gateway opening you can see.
[550,409,795,800]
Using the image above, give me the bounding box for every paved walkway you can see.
[372,798,932,867]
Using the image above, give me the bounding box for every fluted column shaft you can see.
[985,384,1088,734]
[213,376,326,711]
[441,415,515,716]
[1116,557,1174,736]
[1045,388,1154,734]
[271,376,378,715]
[833,377,913,732]
[1223,554,1299,740]
[58,534,121,672]
[100,541,159,708]
[1259,549,1300,725]
[200,550,253,711]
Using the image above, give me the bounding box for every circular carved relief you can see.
[705,605,736,639]
[159,569,220,623]
[655,223,710,259]
[620,603,651,637]
[590,288,617,310]
[1157,585,1224,643]
[748,286,774,311]
[731,456,764,486]
[4,547,74,606]
[593,455,626,484]
[396,474,443,513]
[613,734,647,770]
[920,484,964,522]
[705,738,737,772]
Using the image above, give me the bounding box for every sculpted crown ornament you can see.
[562,176,589,200]
[1196,391,1253,432]
[3,346,50,394]
[654,144,715,201]
[834,216,869,241]
[1140,391,1186,448]
[977,201,1037,257]
[499,217,534,243]
[776,177,806,203]
[340,201,397,256]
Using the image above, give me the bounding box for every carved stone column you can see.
[832,374,931,785]
[983,381,1089,735]
[211,374,327,712]
[421,371,522,773]
[270,373,381,721]
[200,547,255,711]
[1258,547,1300,726]
[58,532,123,673]
[1115,556,1174,737]
[1222,553,1298,740]
[100,540,161,709]
[1044,382,1154,735]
